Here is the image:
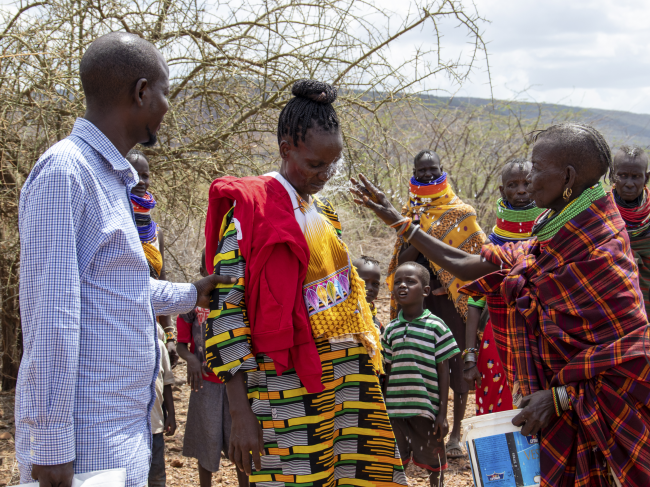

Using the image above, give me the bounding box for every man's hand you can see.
[193,274,236,309]
[229,408,265,476]
[186,354,208,392]
[512,389,556,436]
[32,461,74,487]
[166,340,179,368]
[463,362,482,390]
[433,413,449,442]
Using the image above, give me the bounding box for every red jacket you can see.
[205,176,324,393]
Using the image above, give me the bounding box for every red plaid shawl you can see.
[462,194,650,487]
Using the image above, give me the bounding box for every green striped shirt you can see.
[382,309,460,421]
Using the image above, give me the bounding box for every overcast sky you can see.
[3,0,648,114]
[377,0,650,114]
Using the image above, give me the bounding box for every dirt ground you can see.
[0,298,477,486]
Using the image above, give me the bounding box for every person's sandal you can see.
[446,439,466,459]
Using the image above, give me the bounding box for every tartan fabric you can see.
[462,194,650,487]
[630,235,650,318]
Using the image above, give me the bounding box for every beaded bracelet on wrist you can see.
[165,331,176,342]
[461,348,479,360]
[551,388,561,417]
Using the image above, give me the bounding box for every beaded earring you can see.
[563,188,572,200]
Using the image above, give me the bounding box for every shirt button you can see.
[30,450,34,456]
[30,435,34,442]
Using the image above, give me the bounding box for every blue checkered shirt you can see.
[16,118,197,486]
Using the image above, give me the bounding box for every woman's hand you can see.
[512,389,556,436]
[463,362,482,390]
[349,174,403,226]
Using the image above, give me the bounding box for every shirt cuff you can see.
[150,280,197,316]
[25,424,75,466]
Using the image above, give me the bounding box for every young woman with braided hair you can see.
[352,122,650,487]
[204,80,408,487]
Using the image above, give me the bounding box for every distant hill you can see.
[420,95,650,148]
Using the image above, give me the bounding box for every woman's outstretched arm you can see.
[350,174,498,282]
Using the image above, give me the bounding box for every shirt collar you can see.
[70,118,138,181]
[397,308,431,323]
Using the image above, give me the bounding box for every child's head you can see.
[353,256,381,303]
[392,262,431,308]
[499,158,532,208]
[200,247,208,277]
[127,149,150,197]
[413,150,443,184]
[613,146,649,203]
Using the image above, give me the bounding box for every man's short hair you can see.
[80,32,164,108]
[396,262,430,288]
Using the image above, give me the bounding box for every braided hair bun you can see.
[278,79,340,145]
[291,79,338,104]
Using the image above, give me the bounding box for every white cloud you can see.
[372,0,650,113]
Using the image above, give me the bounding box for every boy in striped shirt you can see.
[382,262,460,486]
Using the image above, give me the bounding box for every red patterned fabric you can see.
[462,195,650,487]
[475,320,514,415]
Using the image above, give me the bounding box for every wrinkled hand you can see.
[165,413,177,436]
[464,362,482,390]
[433,413,449,441]
[193,274,236,309]
[186,354,208,392]
[512,389,556,436]
[229,410,265,475]
[32,461,74,487]
[166,340,179,368]
[349,174,402,226]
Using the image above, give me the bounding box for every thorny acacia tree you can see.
[0,0,489,388]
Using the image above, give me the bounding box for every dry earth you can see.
[0,298,477,486]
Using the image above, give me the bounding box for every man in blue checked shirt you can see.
[16,33,234,487]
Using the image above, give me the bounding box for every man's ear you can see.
[133,78,148,107]
[423,285,431,297]
[645,171,650,187]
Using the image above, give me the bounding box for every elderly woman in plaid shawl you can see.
[351,122,650,487]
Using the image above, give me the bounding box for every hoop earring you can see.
[563,188,572,201]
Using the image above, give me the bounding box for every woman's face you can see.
[280,127,343,199]
[527,139,570,211]
[613,152,649,202]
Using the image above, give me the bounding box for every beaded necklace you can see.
[613,187,650,238]
[489,199,544,245]
[532,182,606,246]
[130,191,158,244]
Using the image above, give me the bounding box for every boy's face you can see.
[392,265,430,307]
[613,151,650,202]
[356,262,381,303]
[499,162,532,208]
[128,155,150,197]
[413,155,442,184]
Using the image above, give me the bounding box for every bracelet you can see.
[551,388,561,417]
[463,352,477,363]
[556,386,571,411]
[389,218,408,229]
[461,348,479,360]
[404,224,420,242]
[396,218,413,237]
[165,331,176,342]
[463,363,477,372]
